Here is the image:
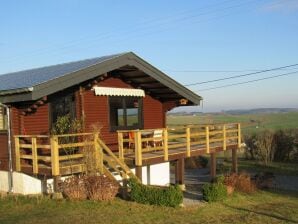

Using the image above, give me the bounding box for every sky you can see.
[0,0,298,112]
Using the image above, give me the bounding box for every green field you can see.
[1,190,298,224]
[167,112,298,134]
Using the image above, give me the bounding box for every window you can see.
[109,96,143,131]
[51,93,75,126]
[0,106,7,130]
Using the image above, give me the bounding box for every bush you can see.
[61,175,119,201]
[224,172,256,194]
[202,181,227,202]
[61,176,87,200]
[84,175,119,201]
[274,130,295,161]
[128,178,183,207]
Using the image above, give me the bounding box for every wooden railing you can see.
[14,133,97,176]
[117,123,241,166]
[14,133,138,183]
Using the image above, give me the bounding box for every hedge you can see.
[128,178,183,207]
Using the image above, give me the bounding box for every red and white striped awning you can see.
[92,86,145,97]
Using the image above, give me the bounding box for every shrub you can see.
[61,176,87,200]
[84,175,119,201]
[128,178,183,207]
[235,173,256,193]
[202,181,227,202]
[61,175,119,201]
[224,172,256,194]
[274,130,295,161]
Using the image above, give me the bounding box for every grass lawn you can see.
[167,112,298,134]
[1,190,298,224]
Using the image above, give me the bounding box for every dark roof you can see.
[0,53,125,91]
[0,52,202,105]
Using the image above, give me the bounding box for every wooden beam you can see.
[135,166,142,182]
[175,158,185,188]
[232,148,238,173]
[210,152,216,178]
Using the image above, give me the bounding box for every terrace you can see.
[14,123,241,183]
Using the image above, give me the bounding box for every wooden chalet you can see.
[0,52,241,192]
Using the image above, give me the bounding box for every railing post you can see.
[50,136,60,176]
[237,123,241,148]
[205,126,210,153]
[118,132,124,160]
[134,131,142,166]
[186,127,191,157]
[14,136,21,172]
[94,133,103,174]
[32,137,38,174]
[223,125,226,151]
[163,128,168,161]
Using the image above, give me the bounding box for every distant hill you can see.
[223,108,298,115]
[168,108,298,115]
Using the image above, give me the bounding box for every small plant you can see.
[84,175,119,201]
[60,176,87,200]
[202,180,227,202]
[235,173,256,193]
[128,178,183,207]
[224,172,256,194]
[61,175,119,201]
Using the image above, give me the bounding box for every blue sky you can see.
[1,0,298,112]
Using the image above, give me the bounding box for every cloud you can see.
[261,0,298,13]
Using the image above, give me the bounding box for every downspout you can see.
[0,103,13,193]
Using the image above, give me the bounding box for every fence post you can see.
[32,137,38,174]
[237,123,241,148]
[205,126,210,153]
[223,125,226,151]
[118,132,124,160]
[163,128,169,161]
[14,136,21,172]
[50,136,60,176]
[186,127,191,157]
[134,131,142,166]
[94,133,103,174]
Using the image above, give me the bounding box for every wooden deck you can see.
[14,123,241,177]
[118,123,241,166]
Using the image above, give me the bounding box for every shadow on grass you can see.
[263,188,298,198]
[223,203,298,223]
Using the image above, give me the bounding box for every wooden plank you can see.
[32,137,38,174]
[206,126,210,153]
[134,131,142,166]
[237,123,241,148]
[223,125,226,151]
[58,141,93,149]
[118,132,124,160]
[14,137,21,172]
[19,144,33,149]
[186,127,191,157]
[164,128,168,161]
[59,154,84,161]
[50,136,60,176]
[168,142,187,149]
[55,133,93,137]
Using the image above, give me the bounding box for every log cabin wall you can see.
[82,77,167,148]
[0,132,8,170]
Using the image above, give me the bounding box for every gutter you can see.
[0,87,33,96]
[0,103,13,193]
